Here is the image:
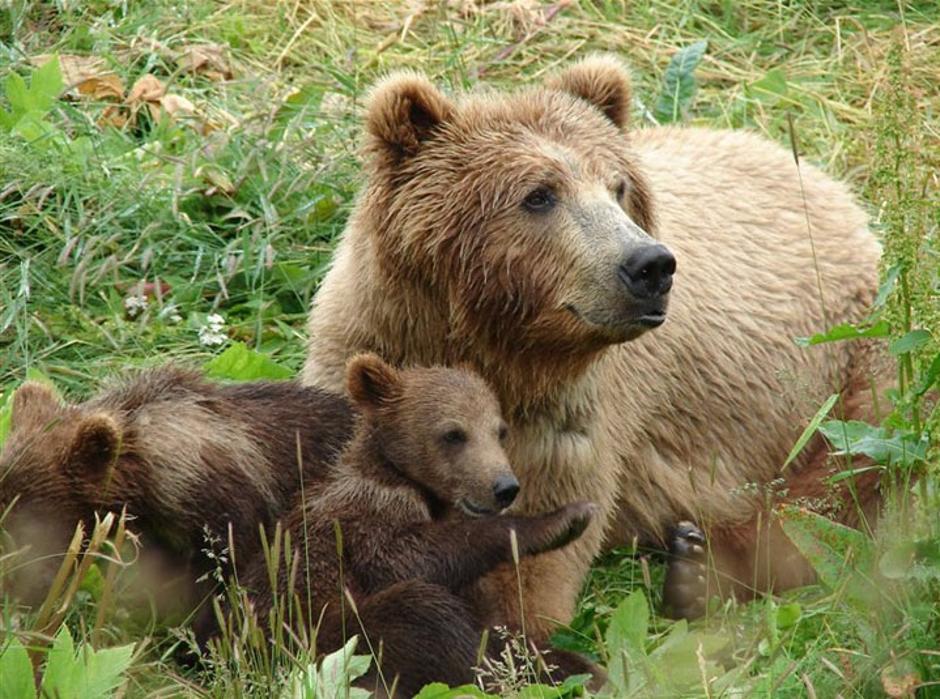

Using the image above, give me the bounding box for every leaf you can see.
[39,624,136,698]
[794,320,890,347]
[819,419,927,465]
[28,55,64,112]
[31,54,124,101]
[775,602,801,629]
[0,637,36,699]
[874,263,901,307]
[653,40,707,124]
[40,625,79,695]
[176,43,233,81]
[889,329,932,356]
[782,393,838,469]
[605,589,649,655]
[203,341,293,381]
[412,684,494,699]
[778,506,875,603]
[5,72,31,114]
[914,353,940,397]
[747,68,789,104]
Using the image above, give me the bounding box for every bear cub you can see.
[238,354,600,697]
[0,367,353,613]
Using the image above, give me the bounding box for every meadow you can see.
[0,1,937,696]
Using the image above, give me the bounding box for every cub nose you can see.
[492,474,520,509]
[619,244,676,298]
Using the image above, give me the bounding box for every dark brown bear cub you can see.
[0,368,353,613]
[240,354,599,697]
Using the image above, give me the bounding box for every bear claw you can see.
[663,520,708,620]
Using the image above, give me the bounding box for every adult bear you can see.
[302,55,886,633]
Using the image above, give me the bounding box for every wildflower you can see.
[124,294,148,317]
[199,313,227,346]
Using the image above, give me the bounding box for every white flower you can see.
[124,294,148,317]
[199,312,227,346]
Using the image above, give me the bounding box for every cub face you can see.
[346,354,519,516]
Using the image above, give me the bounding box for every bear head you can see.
[345,353,519,517]
[358,54,674,364]
[0,382,122,604]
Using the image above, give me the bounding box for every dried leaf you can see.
[31,53,125,100]
[127,74,165,121]
[177,43,233,81]
[881,662,920,697]
[160,93,196,118]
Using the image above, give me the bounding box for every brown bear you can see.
[238,354,600,697]
[0,367,353,613]
[301,55,888,630]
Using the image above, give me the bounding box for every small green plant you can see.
[0,626,136,699]
[653,40,707,124]
[0,56,63,137]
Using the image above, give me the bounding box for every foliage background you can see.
[0,1,937,697]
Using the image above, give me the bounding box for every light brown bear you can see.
[0,368,353,612]
[239,354,600,696]
[302,55,887,631]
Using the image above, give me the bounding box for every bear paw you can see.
[662,520,708,620]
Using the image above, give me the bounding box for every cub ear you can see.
[11,382,62,430]
[365,71,454,162]
[66,413,121,478]
[546,54,632,130]
[346,353,402,410]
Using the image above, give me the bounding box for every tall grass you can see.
[1,1,937,696]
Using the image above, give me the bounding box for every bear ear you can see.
[345,353,402,410]
[11,382,62,430]
[546,54,633,130]
[65,413,121,479]
[365,71,454,162]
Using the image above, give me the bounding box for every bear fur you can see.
[302,55,888,631]
[239,354,599,696]
[0,367,354,611]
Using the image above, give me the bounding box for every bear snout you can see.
[618,243,676,301]
[492,473,520,509]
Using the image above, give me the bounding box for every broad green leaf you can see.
[747,68,789,104]
[5,72,31,114]
[605,589,648,655]
[71,642,136,697]
[28,56,64,113]
[40,625,79,695]
[0,637,36,699]
[653,40,707,124]
[204,341,292,381]
[889,329,932,356]
[648,622,729,690]
[819,419,927,465]
[782,393,838,469]
[778,506,876,604]
[413,684,493,699]
[794,320,890,347]
[775,602,801,629]
[0,107,15,130]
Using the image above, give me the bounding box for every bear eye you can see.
[522,186,555,213]
[498,424,509,442]
[614,179,627,200]
[442,428,468,446]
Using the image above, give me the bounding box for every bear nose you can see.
[619,244,676,299]
[492,474,520,509]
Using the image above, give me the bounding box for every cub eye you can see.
[522,187,555,213]
[442,429,467,445]
[615,179,627,200]
[498,425,509,442]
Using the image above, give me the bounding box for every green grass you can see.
[1,1,938,696]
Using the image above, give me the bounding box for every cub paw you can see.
[662,520,708,620]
